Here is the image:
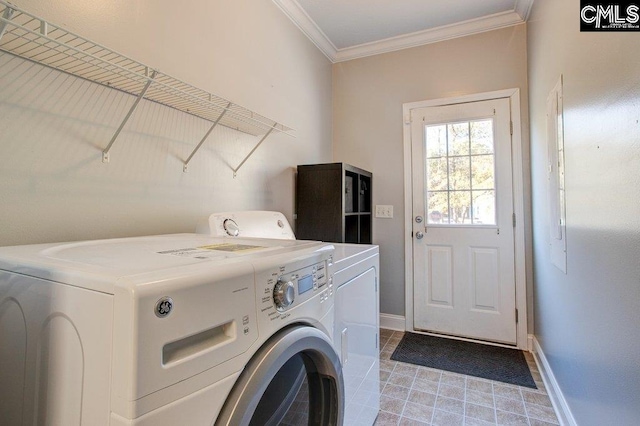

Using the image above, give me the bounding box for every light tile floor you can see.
[375,329,560,426]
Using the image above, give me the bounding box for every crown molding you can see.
[515,0,535,21]
[334,10,525,62]
[272,0,338,61]
[273,0,534,63]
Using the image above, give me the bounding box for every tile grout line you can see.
[491,382,498,426]
[383,333,405,425]
[520,383,532,426]
[403,361,419,424]
[429,370,441,425]
[462,377,467,425]
[385,332,395,425]
[392,361,408,425]
[391,333,403,426]
[524,384,534,426]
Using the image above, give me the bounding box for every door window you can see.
[425,119,496,225]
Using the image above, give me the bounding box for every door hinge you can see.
[512,213,516,228]
[515,308,519,324]
[510,121,513,135]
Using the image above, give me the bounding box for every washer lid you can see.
[0,233,327,294]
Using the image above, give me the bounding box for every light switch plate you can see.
[375,205,393,218]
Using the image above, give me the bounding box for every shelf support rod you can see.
[183,102,232,172]
[102,69,157,163]
[232,126,275,177]
[0,6,15,41]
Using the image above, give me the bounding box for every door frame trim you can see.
[402,88,528,349]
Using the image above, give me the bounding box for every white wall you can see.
[332,25,531,320]
[0,0,332,246]
[528,1,640,424]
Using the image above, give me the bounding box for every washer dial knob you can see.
[273,279,295,310]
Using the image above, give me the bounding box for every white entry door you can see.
[411,98,517,344]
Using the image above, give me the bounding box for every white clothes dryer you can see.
[0,233,343,425]
[198,211,380,426]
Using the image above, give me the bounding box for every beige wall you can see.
[332,25,531,319]
[0,0,332,246]
[528,1,640,424]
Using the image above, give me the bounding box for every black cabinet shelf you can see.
[296,163,372,244]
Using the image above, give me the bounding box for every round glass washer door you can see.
[215,326,344,426]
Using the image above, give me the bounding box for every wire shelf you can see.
[0,0,294,171]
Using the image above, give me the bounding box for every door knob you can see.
[415,231,424,239]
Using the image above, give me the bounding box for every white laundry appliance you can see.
[0,233,343,425]
[198,211,380,425]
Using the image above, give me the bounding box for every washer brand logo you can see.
[580,1,640,30]
[155,297,173,318]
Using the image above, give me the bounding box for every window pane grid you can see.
[428,153,497,159]
[425,118,496,225]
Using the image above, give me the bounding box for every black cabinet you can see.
[296,163,372,244]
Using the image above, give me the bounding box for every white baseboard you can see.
[380,313,406,331]
[532,336,577,426]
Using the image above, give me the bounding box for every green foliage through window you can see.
[425,120,496,225]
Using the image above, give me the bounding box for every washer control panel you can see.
[259,259,330,321]
[275,261,327,310]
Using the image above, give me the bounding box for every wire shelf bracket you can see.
[103,68,157,163]
[0,0,295,173]
[0,5,14,39]
[183,102,231,172]
[232,127,274,178]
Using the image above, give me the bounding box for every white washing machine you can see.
[198,211,380,425]
[0,233,343,425]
